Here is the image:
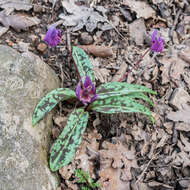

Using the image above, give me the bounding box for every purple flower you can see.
[44,25,61,47]
[151,29,164,52]
[76,76,98,105]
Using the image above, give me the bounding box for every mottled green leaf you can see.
[97,82,157,99]
[72,46,95,82]
[127,92,154,106]
[50,108,89,171]
[90,96,154,122]
[32,88,76,126]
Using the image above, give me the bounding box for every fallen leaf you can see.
[0,12,40,31]
[129,18,146,46]
[124,0,156,19]
[0,0,32,11]
[178,46,190,64]
[92,58,110,83]
[112,62,127,82]
[167,105,190,124]
[59,1,110,32]
[0,26,8,36]
[169,88,190,110]
[175,123,190,132]
[179,133,190,152]
[98,140,138,190]
[78,45,113,58]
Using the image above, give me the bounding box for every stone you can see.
[0,45,60,190]
[37,42,47,52]
[79,32,93,45]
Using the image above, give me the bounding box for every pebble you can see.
[37,42,47,52]
[79,32,93,45]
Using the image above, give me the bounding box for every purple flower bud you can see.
[151,29,164,52]
[44,25,61,47]
[76,76,98,105]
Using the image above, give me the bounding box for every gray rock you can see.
[0,45,60,190]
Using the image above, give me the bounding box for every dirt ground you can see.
[1,0,190,189]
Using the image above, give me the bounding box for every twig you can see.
[170,9,182,43]
[118,48,150,82]
[136,151,160,184]
[66,28,81,80]
[103,14,128,44]
[135,52,157,81]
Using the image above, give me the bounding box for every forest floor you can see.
[0,0,190,189]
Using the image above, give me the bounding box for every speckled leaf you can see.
[90,96,154,122]
[32,88,76,126]
[97,82,156,99]
[72,46,95,82]
[127,92,154,106]
[50,108,89,171]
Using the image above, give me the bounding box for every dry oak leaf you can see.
[0,12,40,31]
[99,167,131,190]
[124,0,156,19]
[78,45,113,58]
[0,0,32,11]
[167,105,190,124]
[98,141,137,190]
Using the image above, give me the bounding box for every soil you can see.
[1,0,190,190]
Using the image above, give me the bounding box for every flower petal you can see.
[84,75,91,88]
[151,29,157,42]
[44,25,61,47]
[90,94,98,103]
[76,81,81,100]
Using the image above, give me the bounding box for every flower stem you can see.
[118,48,150,82]
[66,28,81,80]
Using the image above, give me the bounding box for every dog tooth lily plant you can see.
[32,30,161,172]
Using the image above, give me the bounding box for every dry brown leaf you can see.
[129,18,146,46]
[124,0,156,19]
[0,12,40,31]
[169,88,190,110]
[180,133,190,152]
[112,62,127,82]
[98,140,137,190]
[78,45,113,58]
[0,0,32,11]
[175,123,190,132]
[99,167,130,190]
[178,46,190,64]
[167,105,190,124]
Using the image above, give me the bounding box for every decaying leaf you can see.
[124,0,156,19]
[78,45,113,58]
[98,140,137,190]
[167,105,190,124]
[0,12,40,31]
[0,0,32,11]
[59,0,111,32]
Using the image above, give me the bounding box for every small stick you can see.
[170,9,182,43]
[136,151,160,184]
[118,48,150,82]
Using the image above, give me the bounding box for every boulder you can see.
[0,45,60,190]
